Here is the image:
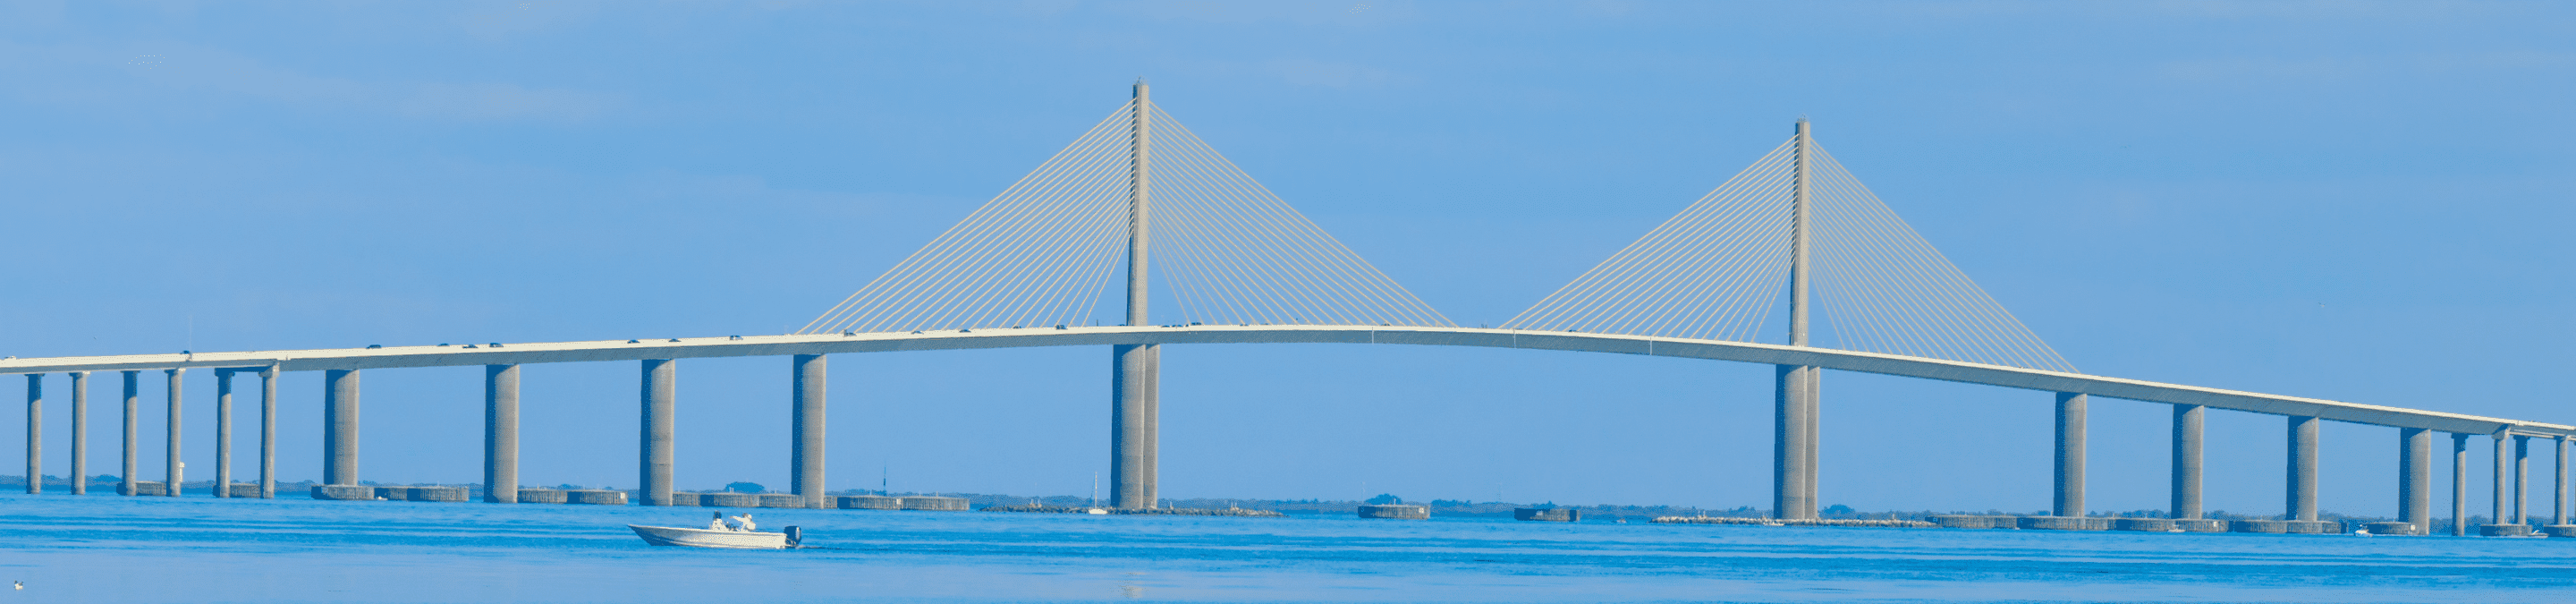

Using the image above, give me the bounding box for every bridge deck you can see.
[2,325,2562,438]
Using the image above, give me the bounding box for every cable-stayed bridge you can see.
[7,82,2570,537]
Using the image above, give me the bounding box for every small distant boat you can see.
[1086,507,1109,515]
[628,524,802,549]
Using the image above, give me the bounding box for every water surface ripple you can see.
[6,494,2572,602]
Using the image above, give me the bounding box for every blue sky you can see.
[3,2,2571,516]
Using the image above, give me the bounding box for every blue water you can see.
[6,494,2575,603]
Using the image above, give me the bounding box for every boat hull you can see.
[628,524,791,549]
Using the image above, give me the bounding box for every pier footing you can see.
[515,489,568,504]
[1515,508,1580,522]
[2233,520,2343,534]
[2017,516,2110,531]
[2362,521,2425,535]
[1928,515,2018,529]
[406,487,469,502]
[1357,504,1428,519]
[839,496,899,510]
[311,484,372,500]
[2175,519,2230,532]
[2112,518,2174,532]
[567,489,627,505]
[831,495,968,510]
[902,496,969,511]
[2478,523,2534,537]
[758,494,806,508]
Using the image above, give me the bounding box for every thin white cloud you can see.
[400,82,613,122]
[0,39,618,123]
[2158,52,2576,82]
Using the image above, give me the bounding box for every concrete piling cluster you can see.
[15,352,852,510]
[19,367,279,499]
[1903,410,2576,536]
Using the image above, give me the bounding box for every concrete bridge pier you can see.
[258,367,275,498]
[24,374,39,495]
[324,369,359,486]
[2054,393,2086,517]
[2513,436,2530,524]
[1111,344,1159,509]
[485,364,519,504]
[120,370,136,496]
[640,359,675,506]
[2287,415,2318,521]
[2481,431,2513,533]
[70,371,88,496]
[2558,437,2570,526]
[2452,433,2470,535]
[792,354,826,509]
[2172,404,2203,519]
[1773,364,1817,520]
[165,369,182,497]
[2400,428,2432,533]
[216,370,234,497]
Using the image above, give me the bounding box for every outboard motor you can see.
[784,526,802,548]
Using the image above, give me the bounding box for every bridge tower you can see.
[1775,119,1819,520]
[795,79,1447,509]
[1111,80,1160,509]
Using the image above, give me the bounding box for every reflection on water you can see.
[1118,571,1146,600]
[4,493,2574,602]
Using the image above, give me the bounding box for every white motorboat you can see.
[628,524,803,549]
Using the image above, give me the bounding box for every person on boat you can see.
[731,513,758,532]
[708,512,729,531]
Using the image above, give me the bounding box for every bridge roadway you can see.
[3,324,2564,437]
[11,324,2574,535]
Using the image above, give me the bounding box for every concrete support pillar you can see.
[324,369,359,486]
[25,374,40,495]
[1110,344,1159,509]
[792,354,826,509]
[640,359,674,506]
[2400,428,2432,533]
[2287,415,2318,521]
[215,370,233,498]
[2171,404,2203,519]
[68,371,85,495]
[2513,435,2529,525]
[2054,393,2086,517]
[2492,432,2511,527]
[120,370,136,496]
[2452,433,2470,535]
[2558,436,2570,526]
[164,369,182,497]
[484,364,519,504]
[258,367,275,498]
[1805,368,1818,513]
[1773,364,1818,520]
